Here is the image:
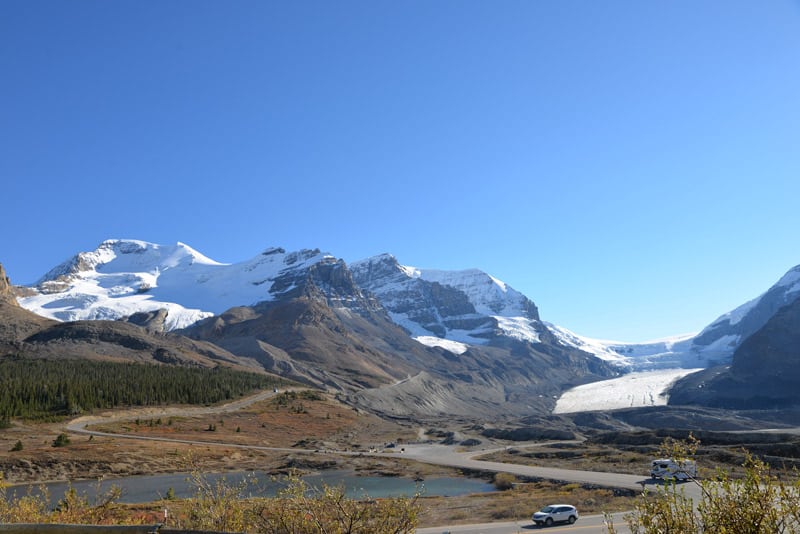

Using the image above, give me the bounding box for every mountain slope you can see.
[343,254,618,417]
[691,265,800,358]
[179,253,618,417]
[178,259,426,390]
[668,294,800,409]
[0,263,56,348]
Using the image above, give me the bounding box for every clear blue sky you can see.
[2,1,799,342]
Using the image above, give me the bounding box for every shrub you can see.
[175,469,421,533]
[52,433,70,447]
[606,435,800,534]
[0,474,122,524]
[494,472,517,491]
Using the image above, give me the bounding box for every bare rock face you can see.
[0,263,56,347]
[125,309,170,332]
[0,263,13,303]
[269,255,384,314]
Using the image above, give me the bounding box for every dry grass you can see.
[477,442,654,476]
[0,391,425,484]
[88,391,417,450]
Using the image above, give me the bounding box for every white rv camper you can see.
[650,458,697,481]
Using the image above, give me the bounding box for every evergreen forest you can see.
[0,358,282,422]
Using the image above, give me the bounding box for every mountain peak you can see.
[351,255,542,345]
[36,239,225,288]
[776,264,800,291]
[19,241,367,330]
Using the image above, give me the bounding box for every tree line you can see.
[0,357,282,422]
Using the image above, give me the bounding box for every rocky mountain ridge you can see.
[8,240,800,418]
[549,263,800,374]
[669,294,800,409]
[350,254,541,346]
[6,241,619,419]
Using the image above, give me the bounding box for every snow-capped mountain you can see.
[350,253,543,350]
[12,240,619,418]
[548,264,800,373]
[550,264,800,413]
[19,240,356,330]
[546,325,699,370]
[691,264,800,357]
[18,240,800,378]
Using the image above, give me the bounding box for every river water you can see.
[11,471,496,504]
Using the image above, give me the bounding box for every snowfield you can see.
[553,368,704,414]
[414,336,469,355]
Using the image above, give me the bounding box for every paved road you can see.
[390,444,703,533]
[392,443,650,491]
[415,512,630,533]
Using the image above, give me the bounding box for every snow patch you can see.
[18,240,333,331]
[414,336,469,355]
[494,316,540,343]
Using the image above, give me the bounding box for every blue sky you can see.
[2,1,799,342]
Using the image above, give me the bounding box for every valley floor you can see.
[0,389,639,527]
[4,388,800,529]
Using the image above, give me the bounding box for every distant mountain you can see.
[12,240,617,419]
[14,240,800,419]
[343,253,619,417]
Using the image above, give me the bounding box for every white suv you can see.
[532,504,579,526]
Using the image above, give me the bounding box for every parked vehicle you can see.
[532,504,579,526]
[650,458,697,480]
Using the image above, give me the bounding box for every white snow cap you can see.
[19,239,333,330]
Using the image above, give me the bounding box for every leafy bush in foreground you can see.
[605,434,800,534]
[175,470,421,534]
[1,468,421,533]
